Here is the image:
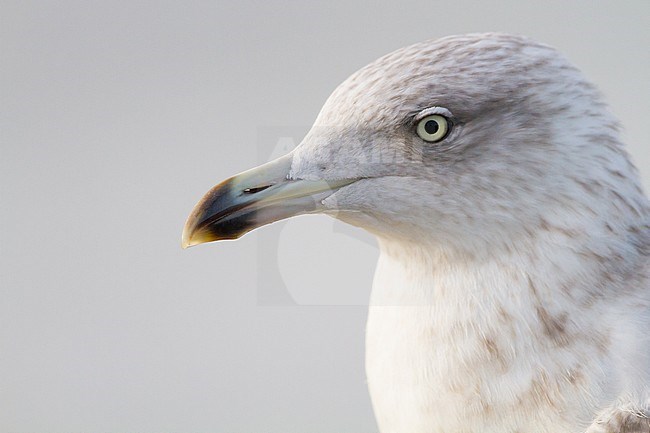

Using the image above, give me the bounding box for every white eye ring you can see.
[416,114,449,143]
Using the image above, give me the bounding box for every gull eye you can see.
[416,114,450,143]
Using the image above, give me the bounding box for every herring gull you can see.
[182,33,650,433]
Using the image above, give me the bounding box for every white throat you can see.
[365,236,647,433]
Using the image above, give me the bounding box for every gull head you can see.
[182,33,645,256]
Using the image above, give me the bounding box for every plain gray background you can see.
[1,1,648,432]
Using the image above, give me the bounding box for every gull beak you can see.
[182,153,357,248]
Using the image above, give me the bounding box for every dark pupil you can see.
[424,119,439,135]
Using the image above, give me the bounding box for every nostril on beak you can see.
[243,184,273,195]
